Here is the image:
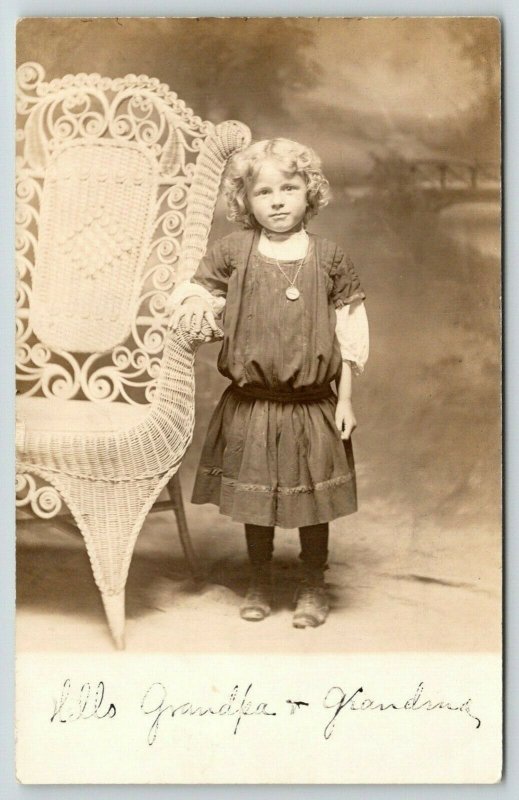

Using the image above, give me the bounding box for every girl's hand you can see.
[335,399,357,440]
[169,297,219,336]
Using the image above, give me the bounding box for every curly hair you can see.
[222,138,331,229]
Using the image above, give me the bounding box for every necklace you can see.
[265,232,307,301]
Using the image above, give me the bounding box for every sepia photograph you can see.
[13,15,502,783]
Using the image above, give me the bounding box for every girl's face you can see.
[246,160,307,234]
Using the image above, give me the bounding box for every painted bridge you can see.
[368,158,500,210]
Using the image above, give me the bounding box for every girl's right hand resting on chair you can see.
[170,296,219,336]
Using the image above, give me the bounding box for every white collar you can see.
[258,228,309,259]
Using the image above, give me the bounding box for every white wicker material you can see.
[32,141,158,353]
[15,62,251,647]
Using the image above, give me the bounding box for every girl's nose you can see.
[271,197,284,209]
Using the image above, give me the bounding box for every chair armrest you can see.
[169,316,224,350]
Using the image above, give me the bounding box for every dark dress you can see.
[190,229,366,528]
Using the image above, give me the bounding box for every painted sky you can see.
[17,17,500,177]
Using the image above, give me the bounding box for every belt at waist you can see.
[230,383,335,403]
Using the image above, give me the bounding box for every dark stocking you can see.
[244,524,275,568]
[298,523,329,574]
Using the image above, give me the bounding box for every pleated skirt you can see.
[191,386,358,528]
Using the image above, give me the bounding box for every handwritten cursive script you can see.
[48,679,482,742]
[141,682,276,745]
[323,681,481,739]
[50,679,116,723]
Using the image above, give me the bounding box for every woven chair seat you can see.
[17,396,148,437]
[16,325,206,482]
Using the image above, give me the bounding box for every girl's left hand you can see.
[335,399,357,440]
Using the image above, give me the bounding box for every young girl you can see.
[170,138,369,628]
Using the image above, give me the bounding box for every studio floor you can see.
[16,484,500,654]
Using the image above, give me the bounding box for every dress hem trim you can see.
[199,469,354,495]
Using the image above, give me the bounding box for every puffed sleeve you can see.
[335,300,369,375]
[191,237,231,298]
[329,246,366,309]
[166,238,230,316]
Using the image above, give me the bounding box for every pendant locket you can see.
[285,286,300,301]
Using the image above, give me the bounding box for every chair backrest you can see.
[16,62,250,404]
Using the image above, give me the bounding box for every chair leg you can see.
[101,590,126,650]
[167,472,201,580]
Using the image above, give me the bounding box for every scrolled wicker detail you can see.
[16,472,63,518]
[16,62,251,405]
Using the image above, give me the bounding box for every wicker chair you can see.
[15,63,251,648]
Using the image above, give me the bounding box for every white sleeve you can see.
[335,300,369,375]
[166,280,226,316]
